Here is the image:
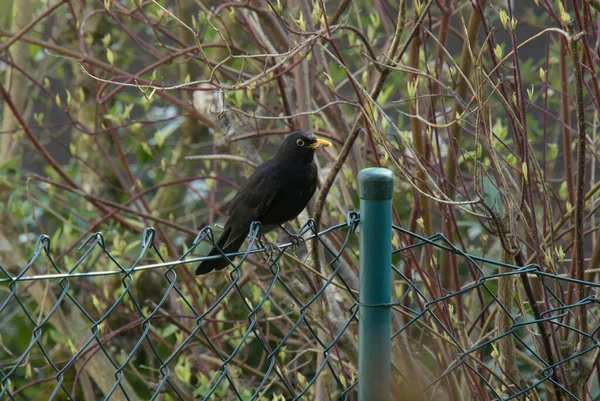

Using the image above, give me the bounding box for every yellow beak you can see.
[307,138,332,149]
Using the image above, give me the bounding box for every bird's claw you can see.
[258,236,280,262]
[287,233,305,251]
[280,225,304,251]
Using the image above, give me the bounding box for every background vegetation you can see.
[1,0,600,399]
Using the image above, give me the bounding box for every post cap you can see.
[358,168,395,201]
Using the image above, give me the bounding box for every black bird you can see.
[196,131,332,275]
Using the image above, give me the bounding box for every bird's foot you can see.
[287,233,305,251]
[258,236,280,262]
[280,225,305,251]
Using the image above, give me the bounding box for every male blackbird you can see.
[196,131,332,275]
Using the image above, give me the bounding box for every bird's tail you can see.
[195,232,245,275]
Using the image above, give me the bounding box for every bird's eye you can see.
[296,139,304,147]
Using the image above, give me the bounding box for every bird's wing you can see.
[221,162,281,248]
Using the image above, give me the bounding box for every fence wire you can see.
[1,212,599,400]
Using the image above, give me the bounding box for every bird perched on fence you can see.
[196,131,332,275]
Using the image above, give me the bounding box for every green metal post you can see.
[358,167,394,401]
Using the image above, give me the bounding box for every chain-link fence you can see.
[1,213,599,400]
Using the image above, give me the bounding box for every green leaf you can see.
[34,113,44,125]
[323,73,334,92]
[106,48,114,66]
[141,142,152,156]
[77,87,85,102]
[29,44,41,58]
[154,129,166,148]
[123,103,134,120]
[101,33,111,47]
[174,357,191,384]
[162,324,178,339]
[123,239,141,254]
[0,156,19,174]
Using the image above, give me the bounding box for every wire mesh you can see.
[1,213,599,400]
